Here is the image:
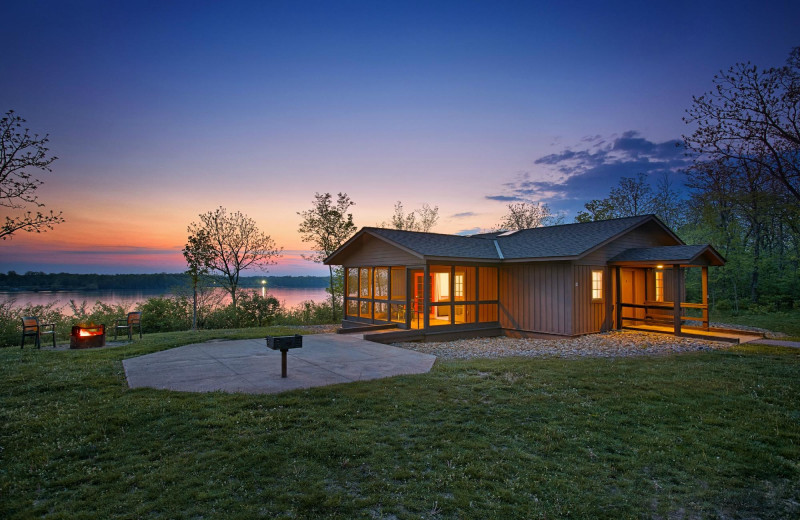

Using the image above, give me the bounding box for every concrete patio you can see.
[122,333,436,394]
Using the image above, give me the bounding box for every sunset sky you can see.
[2,1,798,276]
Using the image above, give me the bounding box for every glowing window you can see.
[454,273,464,298]
[655,270,664,302]
[591,270,603,300]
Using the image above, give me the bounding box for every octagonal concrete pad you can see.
[122,333,436,394]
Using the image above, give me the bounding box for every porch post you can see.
[701,266,709,330]
[615,266,622,329]
[672,264,682,336]
[423,264,430,330]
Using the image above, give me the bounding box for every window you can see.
[654,270,664,302]
[454,274,464,299]
[479,267,498,300]
[374,267,388,299]
[346,268,358,298]
[454,304,476,324]
[359,268,372,298]
[479,303,498,322]
[591,270,603,300]
[390,304,406,323]
[390,267,406,300]
[374,302,388,321]
[454,266,475,302]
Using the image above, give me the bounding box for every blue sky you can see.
[1,0,798,274]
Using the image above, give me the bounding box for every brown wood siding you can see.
[572,265,607,334]
[499,262,572,335]
[579,220,681,265]
[337,234,420,267]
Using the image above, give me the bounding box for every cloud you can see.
[455,227,483,236]
[486,131,690,213]
[450,212,478,218]
[485,194,525,202]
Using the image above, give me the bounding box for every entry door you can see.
[621,268,646,326]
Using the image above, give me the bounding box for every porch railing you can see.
[617,302,709,330]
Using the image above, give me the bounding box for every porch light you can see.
[656,265,664,269]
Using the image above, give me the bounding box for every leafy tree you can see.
[381,201,439,232]
[183,229,214,330]
[496,201,562,230]
[683,46,800,203]
[575,173,656,222]
[297,192,357,320]
[574,199,616,223]
[1,110,64,240]
[187,207,281,310]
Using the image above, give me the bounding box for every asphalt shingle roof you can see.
[357,215,659,261]
[495,215,653,259]
[609,245,712,263]
[364,227,500,259]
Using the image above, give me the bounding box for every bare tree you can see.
[683,46,800,203]
[297,193,357,320]
[381,201,439,232]
[187,207,281,309]
[496,201,561,231]
[1,110,64,240]
[651,173,686,229]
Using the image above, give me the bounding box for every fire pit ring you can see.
[70,324,106,349]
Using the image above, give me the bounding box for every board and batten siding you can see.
[337,234,420,267]
[572,265,608,335]
[499,262,573,336]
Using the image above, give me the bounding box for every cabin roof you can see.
[493,215,659,259]
[608,244,726,266]
[324,214,716,265]
[363,227,500,259]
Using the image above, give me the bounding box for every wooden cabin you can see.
[324,215,726,342]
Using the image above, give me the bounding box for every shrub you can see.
[137,296,191,333]
[237,292,280,327]
[276,300,339,326]
[202,304,240,330]
[713,299,731,311]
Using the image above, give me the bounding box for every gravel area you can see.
[392,330,735,360]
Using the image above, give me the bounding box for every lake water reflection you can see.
[0,287,329,314]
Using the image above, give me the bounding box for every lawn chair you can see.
[21,316,57,349]
[114,312,142,341]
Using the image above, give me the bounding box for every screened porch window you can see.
[345,266,406,324]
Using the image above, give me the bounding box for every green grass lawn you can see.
[1,327,799,519]
[712,308,800,339]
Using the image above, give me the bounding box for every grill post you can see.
[266,334,303,379]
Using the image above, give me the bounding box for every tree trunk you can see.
[750,233,760,303]
[192,282,198,331]
[329,265,336,322]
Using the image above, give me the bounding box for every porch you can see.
[607,245,743,342]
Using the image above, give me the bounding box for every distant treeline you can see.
[0,272,329,291]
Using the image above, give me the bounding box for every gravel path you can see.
[391,330,737,360]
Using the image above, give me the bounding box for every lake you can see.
[0,287,330,313]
